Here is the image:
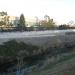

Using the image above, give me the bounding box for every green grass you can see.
[43,52,75,70]
[26,52,75,75]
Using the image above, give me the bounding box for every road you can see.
[0,29,75,47]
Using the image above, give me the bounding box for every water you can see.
[0,59,44,75]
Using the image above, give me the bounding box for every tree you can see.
[59,24,70,29]
[0,11,7,16]
[44,15,55,29]
[18,14,26,30]
[4,16,9,26]
[0,21,6,26]
[0,11,9,26]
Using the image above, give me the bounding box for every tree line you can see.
[0,11,57,31]
[0,11,74,32]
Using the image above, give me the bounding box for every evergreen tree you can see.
[19,14,26,30]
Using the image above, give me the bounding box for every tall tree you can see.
[44,15,55,29]
[0,11,9,26]
[19,14,26,30]
[4,16,9,26]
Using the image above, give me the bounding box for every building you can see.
[25,17,36,27]
[9,16,36,27]
[0,12,36,28]
[9,16,19,27]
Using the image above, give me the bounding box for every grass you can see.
[43,52,75,70]
[26,52,75,75]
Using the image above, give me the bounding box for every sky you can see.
[0,0,75,25]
